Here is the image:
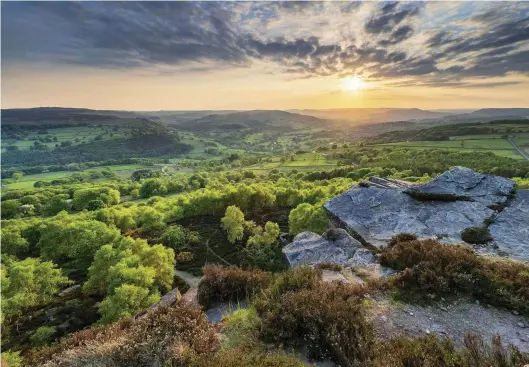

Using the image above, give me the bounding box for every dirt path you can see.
[508,137,529,160]
[175,269,202,304]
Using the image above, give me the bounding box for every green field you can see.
[2,126,132,152]
[3,164,152,190]
[379,133,527,160]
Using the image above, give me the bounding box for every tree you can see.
[247,221,280,246]
[1,200,22,219]
[130,188,140,199]
[43,194,71,216]
[29,326,56,347]
[139,178,167,198]
[221,206,245,243]
[288,203,328,235]
[161,226,187,251]
[11,172,23,181]
[136,207,166,234]
[99,284,159,324]
[1,227,29,257]
[38,219,121,273]
[86,199,107,211]
[1,258,71,322]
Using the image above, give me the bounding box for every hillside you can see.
[291,108,452,124]
[177,110,327,132]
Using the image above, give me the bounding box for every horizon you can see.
[2,1,529,110]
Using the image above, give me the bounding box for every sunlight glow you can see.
[341,76,366,92]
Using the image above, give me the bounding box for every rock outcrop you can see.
[324,184,494,247]
[405,166,514,206]
[489,190,529,261]
[282,228,362,267]
[323,167,528,262]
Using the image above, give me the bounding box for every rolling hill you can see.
[176,110,327,132]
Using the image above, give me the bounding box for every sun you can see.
[341,76,366,92]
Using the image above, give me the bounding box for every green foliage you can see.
[221,205,245,243]
[29,326,56,347]
[86,199,107,211]
[38,219,121,273]
[1,351,23,367]
[198,265,273,309]
[380,236,529,314]
[461,226,493,244]
[136,206,166,234]
[130,188,140,198]
[84,237,175,299]
[139,178,167,198]
[1,200,22,219]
[72,187,120,210]
[99,284,160,324]
[1,258,71,322]
[247,221,280,246]
[161,225,187,251]
[1,227,29,257]
[288,203,328,235]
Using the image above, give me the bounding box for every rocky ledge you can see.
[322,167,527,262]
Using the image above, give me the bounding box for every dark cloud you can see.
[379,25,414,46]
[442,17,529,54]
[364,3,422,34]
[1,1,529,87]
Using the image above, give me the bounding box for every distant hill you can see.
[458,108,529,118]
[291,108,453,124]
[1,107,164,130]
[177,110,327,132]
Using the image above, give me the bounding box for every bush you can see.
[380,236,529,314]
[197,265,273,309]
[254,267,373,365]
[26,304,218,366]
[161,225,187,251]
[30,326,56,347]
[315,262,343,271]
[374,333,529,367]
[86,199,107,211]
[388,232,417,247]
[461,226,493,244]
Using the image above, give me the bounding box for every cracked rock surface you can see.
[323,167,528,261]
[282,229,362,266]
[489,189,529,261]
[405,166,514,206]
[324,185,494,248]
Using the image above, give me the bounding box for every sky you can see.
[2,1,529,111]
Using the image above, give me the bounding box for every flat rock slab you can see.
[282,229,362,266]
[405,166,514,206]
[325,186,493,248]
[489,190,529,262]
[371,298,529,353]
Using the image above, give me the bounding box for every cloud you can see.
[2,1,529,88]
[364,3,422,34]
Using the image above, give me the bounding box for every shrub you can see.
[1,351,23,367]
[197,265,273,309]
[374,333,529,367]
[86,199,106,211]
[161,225,187,251]
[26,304,218,367]
[461,226,493,244]
[254,268,373,365]
[388,232,417,247]
[315,262,343,272]
[30,326,56,347]
[380,236,529,314]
